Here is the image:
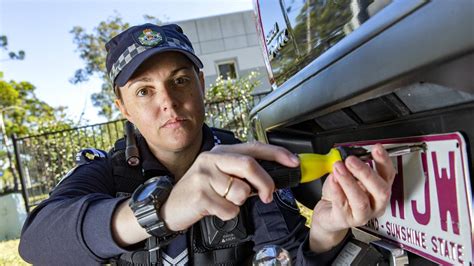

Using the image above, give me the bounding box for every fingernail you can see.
[290,154,300,164]
[377,146,388,157]
[376,148,383,157]
[375,144,386,156]
[347,157,363,170]
[333,163,344,175]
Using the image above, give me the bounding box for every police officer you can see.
[19,24,395,265]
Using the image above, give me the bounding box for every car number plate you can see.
[340,132,473,265]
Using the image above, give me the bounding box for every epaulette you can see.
[52,148,107,192]
[75,148,108,165]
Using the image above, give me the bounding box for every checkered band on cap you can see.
[167,37,194,52]
[213,135,222,145]
[109,43,150,82]
[109,37,195,83]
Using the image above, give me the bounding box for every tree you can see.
[0,35,25,61]
[70,14,162,120]
[204,72,261,141]
[70,15,129,120]
[0,79,72,135]
[1,36,73,192]
[0,76,74,192]
[270,0,351,85]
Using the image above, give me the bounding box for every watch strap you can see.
[130,176,184,245]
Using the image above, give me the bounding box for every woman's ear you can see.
[115,97,133,123]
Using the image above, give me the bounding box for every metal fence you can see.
[12,120,127,212]
[205,92,268,140]
[11,92,269,212]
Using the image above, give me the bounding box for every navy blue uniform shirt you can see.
[19,125,347,265]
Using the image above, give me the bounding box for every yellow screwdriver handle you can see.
[299,148,343,183]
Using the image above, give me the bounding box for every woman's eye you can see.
[174,77,189,85]
[136,88,149,97]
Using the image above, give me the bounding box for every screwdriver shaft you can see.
[355,143,427,161]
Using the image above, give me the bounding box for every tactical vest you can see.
[108,128,254,266]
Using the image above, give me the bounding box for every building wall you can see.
[174,11,271,94]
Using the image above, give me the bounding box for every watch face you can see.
[136,180,158,202]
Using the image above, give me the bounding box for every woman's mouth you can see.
[161,118,187,129]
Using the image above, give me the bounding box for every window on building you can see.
[216,60,238,80]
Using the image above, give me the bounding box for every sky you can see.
[0,0,253,125]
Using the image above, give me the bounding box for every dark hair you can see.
[115,85,123,101]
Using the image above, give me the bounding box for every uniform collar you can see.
[138,124,216,179]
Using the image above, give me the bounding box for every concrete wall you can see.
[0,193,27,241]
[174,11,272,94]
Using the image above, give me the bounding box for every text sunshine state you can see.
[363,147,469,265]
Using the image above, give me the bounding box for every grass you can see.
[0,239,29,266]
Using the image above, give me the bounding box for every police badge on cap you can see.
[105,23,204,88]
[138,29,163,46]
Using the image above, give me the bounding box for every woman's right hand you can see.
[160,142,300,232]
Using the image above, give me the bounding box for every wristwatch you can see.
[129,175,183,244]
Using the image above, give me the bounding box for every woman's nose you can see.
[159,87,178,112]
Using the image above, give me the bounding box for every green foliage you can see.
[271,0,352,85]
[0,36,74,192]
[291,0,351,50]
[70,14,162,120]
[204,72,261,141]
[205,72,259,102]
[70,14,130,120]
[143,14,163,24]
[0,35,25,61]
[0,80,72,136]
[0,77,74,192]
[0,78,19,105]
[0,36,5,48]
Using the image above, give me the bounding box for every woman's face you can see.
[116,52,205,155]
